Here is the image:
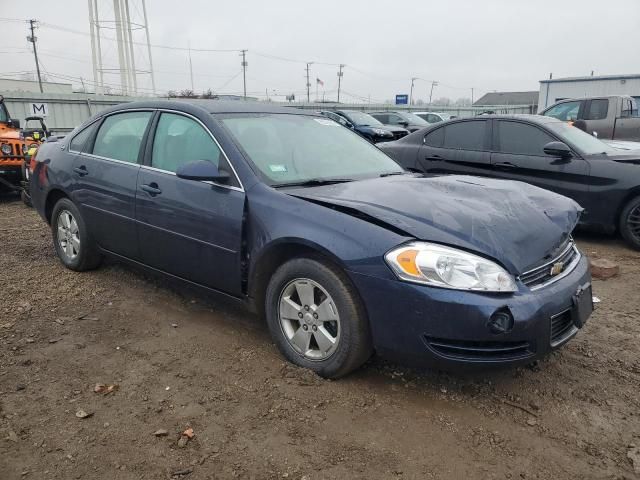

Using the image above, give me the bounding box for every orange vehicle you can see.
[0,95,48,200]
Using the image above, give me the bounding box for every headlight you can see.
[1,144,11,155]
[385,242,517,292]
[372,128,391,136]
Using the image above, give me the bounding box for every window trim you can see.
[143,109,244,193]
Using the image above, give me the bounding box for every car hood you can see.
[288,175,582,274]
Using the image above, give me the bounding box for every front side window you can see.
[221,114,403,186]
[386,114,405,125]
[0,104,8,123]
[497,121,555,156]
[151,113,222,173]
[585,99,608,120]
[427,114,442,123]
[341,111,383,126]
[442,121,487,150]
[544,101,581,121]
[92,111,152,163]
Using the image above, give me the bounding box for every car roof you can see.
[97,100,315,117]
[448,114,562,125]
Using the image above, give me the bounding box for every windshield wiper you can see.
[273,178,354,188]
[379,171,406,177]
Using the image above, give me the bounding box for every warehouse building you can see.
[538,73,640,111]
[0,77,74,94]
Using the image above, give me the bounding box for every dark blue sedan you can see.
[30,101,593,377]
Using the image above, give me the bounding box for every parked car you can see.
[369,111,429,133]
[378,114,640,249]
[413,111,457,124]
[320,110,409,142]
[541,95,640,141]
[31,101,592,377]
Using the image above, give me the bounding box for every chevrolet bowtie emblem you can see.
[550,261,565,277]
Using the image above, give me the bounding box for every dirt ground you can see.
[1,195,639,480]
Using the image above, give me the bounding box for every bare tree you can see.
[179,89,196,98]
[202,89,215,99]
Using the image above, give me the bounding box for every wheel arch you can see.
[247,238,352,317]
[44,188,70,224]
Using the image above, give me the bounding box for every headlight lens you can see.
[372,128,390,136]
[1,144,11,155]
[385,242,517,292]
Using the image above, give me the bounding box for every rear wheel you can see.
[51,198,102,271]
[620,196,640,250]
[265,257,372,379]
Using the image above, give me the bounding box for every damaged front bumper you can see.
[348,252,592,370]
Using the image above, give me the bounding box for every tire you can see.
[21,189,32,207]
[51,198,102,271]
[265,257,373,379]
[619,196,640,250]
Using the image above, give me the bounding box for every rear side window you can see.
[371,113,388,123]
[424,127,444,147]
[151,113,222,173]
[442,121,486,150]
[497,121,555,156]
[585,99,608,120]
[92,111,152,163]
[427,114,442,123]
[69,122,98,153]
[544,101,581,121]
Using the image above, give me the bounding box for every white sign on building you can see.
[30,102,49,117]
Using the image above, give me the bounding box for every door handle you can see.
[141,183,162,195]
[425,155,442,161]
[494,162,517,169]
[73,166,88,176]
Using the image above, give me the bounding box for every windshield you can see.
[399,112,428,125]
[221,114,403,186]
[341,111,383,126]
[547,122,617,155]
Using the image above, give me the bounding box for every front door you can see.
[490,120,591,210]
[135,112,245,295]
[71,110,153,259]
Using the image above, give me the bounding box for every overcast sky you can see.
[1,0,639,103]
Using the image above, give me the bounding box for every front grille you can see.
[0,141,25,162]
[519,241,580,290]
[550,309,578,347]
[424,336,533,361]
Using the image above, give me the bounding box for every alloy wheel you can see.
[57,210,80,261]
[628,205,640,243]
[278,278,341,361]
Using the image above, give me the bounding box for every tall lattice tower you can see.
[88,0,156,96]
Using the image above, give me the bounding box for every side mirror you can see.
[176,160,231,183]
[543,141,572,159]
[399,121,409,127]
[7,118,20,129]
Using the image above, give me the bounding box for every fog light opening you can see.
[488,308,514,334]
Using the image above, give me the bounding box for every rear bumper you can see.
[348,253,592,370]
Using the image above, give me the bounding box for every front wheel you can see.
[51,198,102,271]
[265,257,373,379]
[619,196,640,250]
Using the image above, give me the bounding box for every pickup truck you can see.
[540,95,640,141]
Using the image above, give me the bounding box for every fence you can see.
[2,91,536,134]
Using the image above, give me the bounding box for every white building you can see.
[538,74,640,111]
[0,77,74,94]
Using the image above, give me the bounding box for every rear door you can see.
[417,120,492,176]
[490,120,590,207]
[135,111,245,294]
[72,110,153,259]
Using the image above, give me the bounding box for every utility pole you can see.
[337,64,344,103]
[188,41,194,91]
[429,81,439,104]
[305,62,313,103]
[27,19,43,93]
[471,87,474,105]
[409,77,417,105]
[240,50,248,99]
